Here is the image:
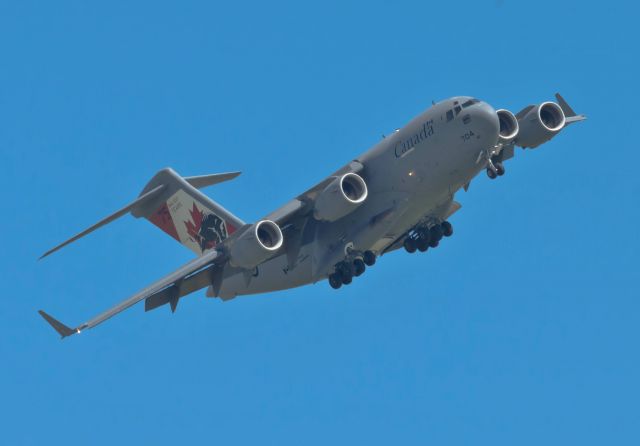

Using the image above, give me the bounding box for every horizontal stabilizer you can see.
[184,171,241,189]
[38,310,77,338]
[39,184,166,259]
[40,168,245,259]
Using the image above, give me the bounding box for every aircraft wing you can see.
[39,249,224,339]
[264,160,365,224]
[261,160,365,269]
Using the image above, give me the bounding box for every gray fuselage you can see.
[218,97,500,299]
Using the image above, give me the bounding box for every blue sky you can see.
[1,0,639,444]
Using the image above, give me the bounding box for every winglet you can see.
[555,93,586,124]
[38,310,78,339]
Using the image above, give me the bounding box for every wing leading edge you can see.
[39,249,224,339]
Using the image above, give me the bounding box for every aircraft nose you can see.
[474,101,500,146]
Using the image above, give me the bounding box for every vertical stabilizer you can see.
[132,168,245,255]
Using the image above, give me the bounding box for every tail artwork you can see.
[133,169,244,255]
[40,168,245,259]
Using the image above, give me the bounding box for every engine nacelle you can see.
[516,102,566,148]
[497,109,519,144]
[228,220,283,269]
[314,172,368,222]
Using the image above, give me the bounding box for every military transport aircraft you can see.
[38,93,585,338]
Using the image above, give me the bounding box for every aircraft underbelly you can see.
[218,248,313,298]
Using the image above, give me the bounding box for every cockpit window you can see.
[454,105,462,115]
[446,110,454,122]
[462,98,480,108]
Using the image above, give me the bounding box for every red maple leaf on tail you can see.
[184,203,205,248]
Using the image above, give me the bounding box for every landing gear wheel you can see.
[363,250,376,266]
[417,238,429,252]
[429,239,440,248]
[353,258,366,277]
[487,168,497,179]
[341,273,353,285]
[341,261,354,277]
[430,225,444,242]
[417,229,431,244]
[404,238,417,254]
[329,273,342,289]
[441,221,453,237]
[495,162,505,176]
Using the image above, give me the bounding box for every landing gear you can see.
[405,228,431,254]
[353,258,366,277]
[404,238,417,253]
[338,262,354,285]
[416,237,429,252]
[441,221,453,237]
[328,250,377,290]
[487,154,505,179]
[405,221,453,254]
[430,225,443,242]
[363,250,376,266]
[329,273,342,289]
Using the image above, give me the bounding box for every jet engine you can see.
[314,172,368,222]
[496,109,519,143]
[515,102,566,148]
[228,220,283,269]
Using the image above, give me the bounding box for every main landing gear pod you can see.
[328,249,377,290]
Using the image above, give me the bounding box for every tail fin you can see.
[132,168,244,255]
[40,168,244,259]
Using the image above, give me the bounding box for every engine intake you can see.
[516,101,566,148]
[229,220,283,269]
[314,172,368,222]
[496,109,519,143]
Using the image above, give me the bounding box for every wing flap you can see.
[144,263,219,312]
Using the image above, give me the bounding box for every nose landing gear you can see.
[486,154,506,179]
[328,250,377,290]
